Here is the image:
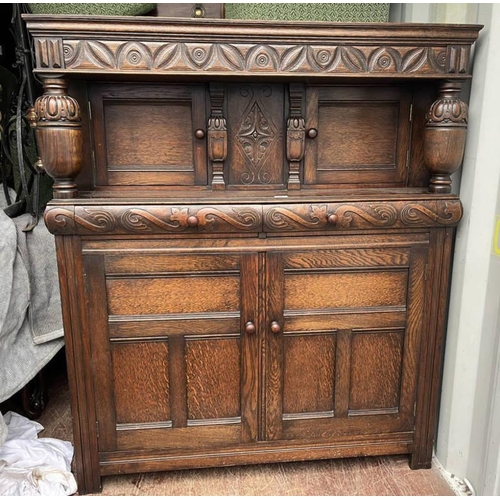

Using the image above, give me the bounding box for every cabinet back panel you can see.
[111,341,171,424]
[284,271,407,311]
[283,333,336,415]
[186,338,241,420]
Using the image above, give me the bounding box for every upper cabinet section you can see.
[25,16,481,79]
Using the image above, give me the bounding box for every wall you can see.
[394,3,500,496]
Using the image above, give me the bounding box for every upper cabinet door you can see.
[90,84,207,187]
[304,86,412,188]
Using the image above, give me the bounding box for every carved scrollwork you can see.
[336,204,398,229]
[195,207,261,231]
[400,202,462,226]
[264,205,330,230]
[57,40,461,77]
[44,201,462,236]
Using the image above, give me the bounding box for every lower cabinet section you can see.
[76,232,430,483]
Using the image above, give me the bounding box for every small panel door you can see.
[304,86,412,187]
[265,239,427,442]
[90,83,207,187]
[85,248,258,453]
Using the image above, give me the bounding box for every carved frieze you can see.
[45,200,462,235]
[29,37,473,78]
[45,205,262,235]
[262,200,462,231]
[56,40,458,77]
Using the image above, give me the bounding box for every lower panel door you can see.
[265,240,428,442]
[84,247,259,454]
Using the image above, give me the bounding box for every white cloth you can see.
[0,411,77,496]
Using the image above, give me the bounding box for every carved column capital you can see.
[424,81,468,194]
[32,77,83,199]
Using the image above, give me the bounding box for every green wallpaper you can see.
[28,3,156,16]
[225,3,390,22]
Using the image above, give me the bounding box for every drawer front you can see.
[90,83,207,187]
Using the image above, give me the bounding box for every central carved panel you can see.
[236,101,276,177]
[227,84,284,187]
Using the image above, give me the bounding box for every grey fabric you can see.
[0,187,63,402]
[0,412,7,447]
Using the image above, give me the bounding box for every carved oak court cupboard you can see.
[24,15,481,493]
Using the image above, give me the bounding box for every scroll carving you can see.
[262,200,462,232]
[45,200,462,235]
[424,81,468,193]
[208,83,227,190]
[32,78,83,199]
[45,205,262,235]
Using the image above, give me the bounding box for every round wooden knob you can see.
[270,321,281,334]
[195,129,205,139]
[327,213,338,226]
[245,321,256,334]
[187,215,199,227]
[307,128,318,139]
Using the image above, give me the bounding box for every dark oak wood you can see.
[26,14,481,494]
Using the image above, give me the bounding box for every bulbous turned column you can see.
[31,77,83,199]
[424,81,468,194]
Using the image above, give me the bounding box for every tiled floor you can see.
[35,363,455,496]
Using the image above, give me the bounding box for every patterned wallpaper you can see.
[225,3,390,22]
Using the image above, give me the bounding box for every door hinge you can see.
[87,101,92,121]
[96,420,99,438]
[409,103,413,122]
[414,403,417,417]
[406,148,411,169]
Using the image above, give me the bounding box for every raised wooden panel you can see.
[318,104,397,167]
[226,83,285,187]
[304,86,411,186]
[283,333,336,416]
[111,341,170,424]
[283,248,409,270]
[90,84,207,187]
[186,337,241,421]
[107,275,240,315]
[349,330,404,414]
[284,270,408,311]
[105,253,241,275]
[105,102,193,168]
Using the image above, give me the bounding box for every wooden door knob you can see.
[270,321,281,334]
[245,321,256,334]
[307,128,318,139]
[327,213,338,225]
[195,129,205,139]
[187,215,199,227]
